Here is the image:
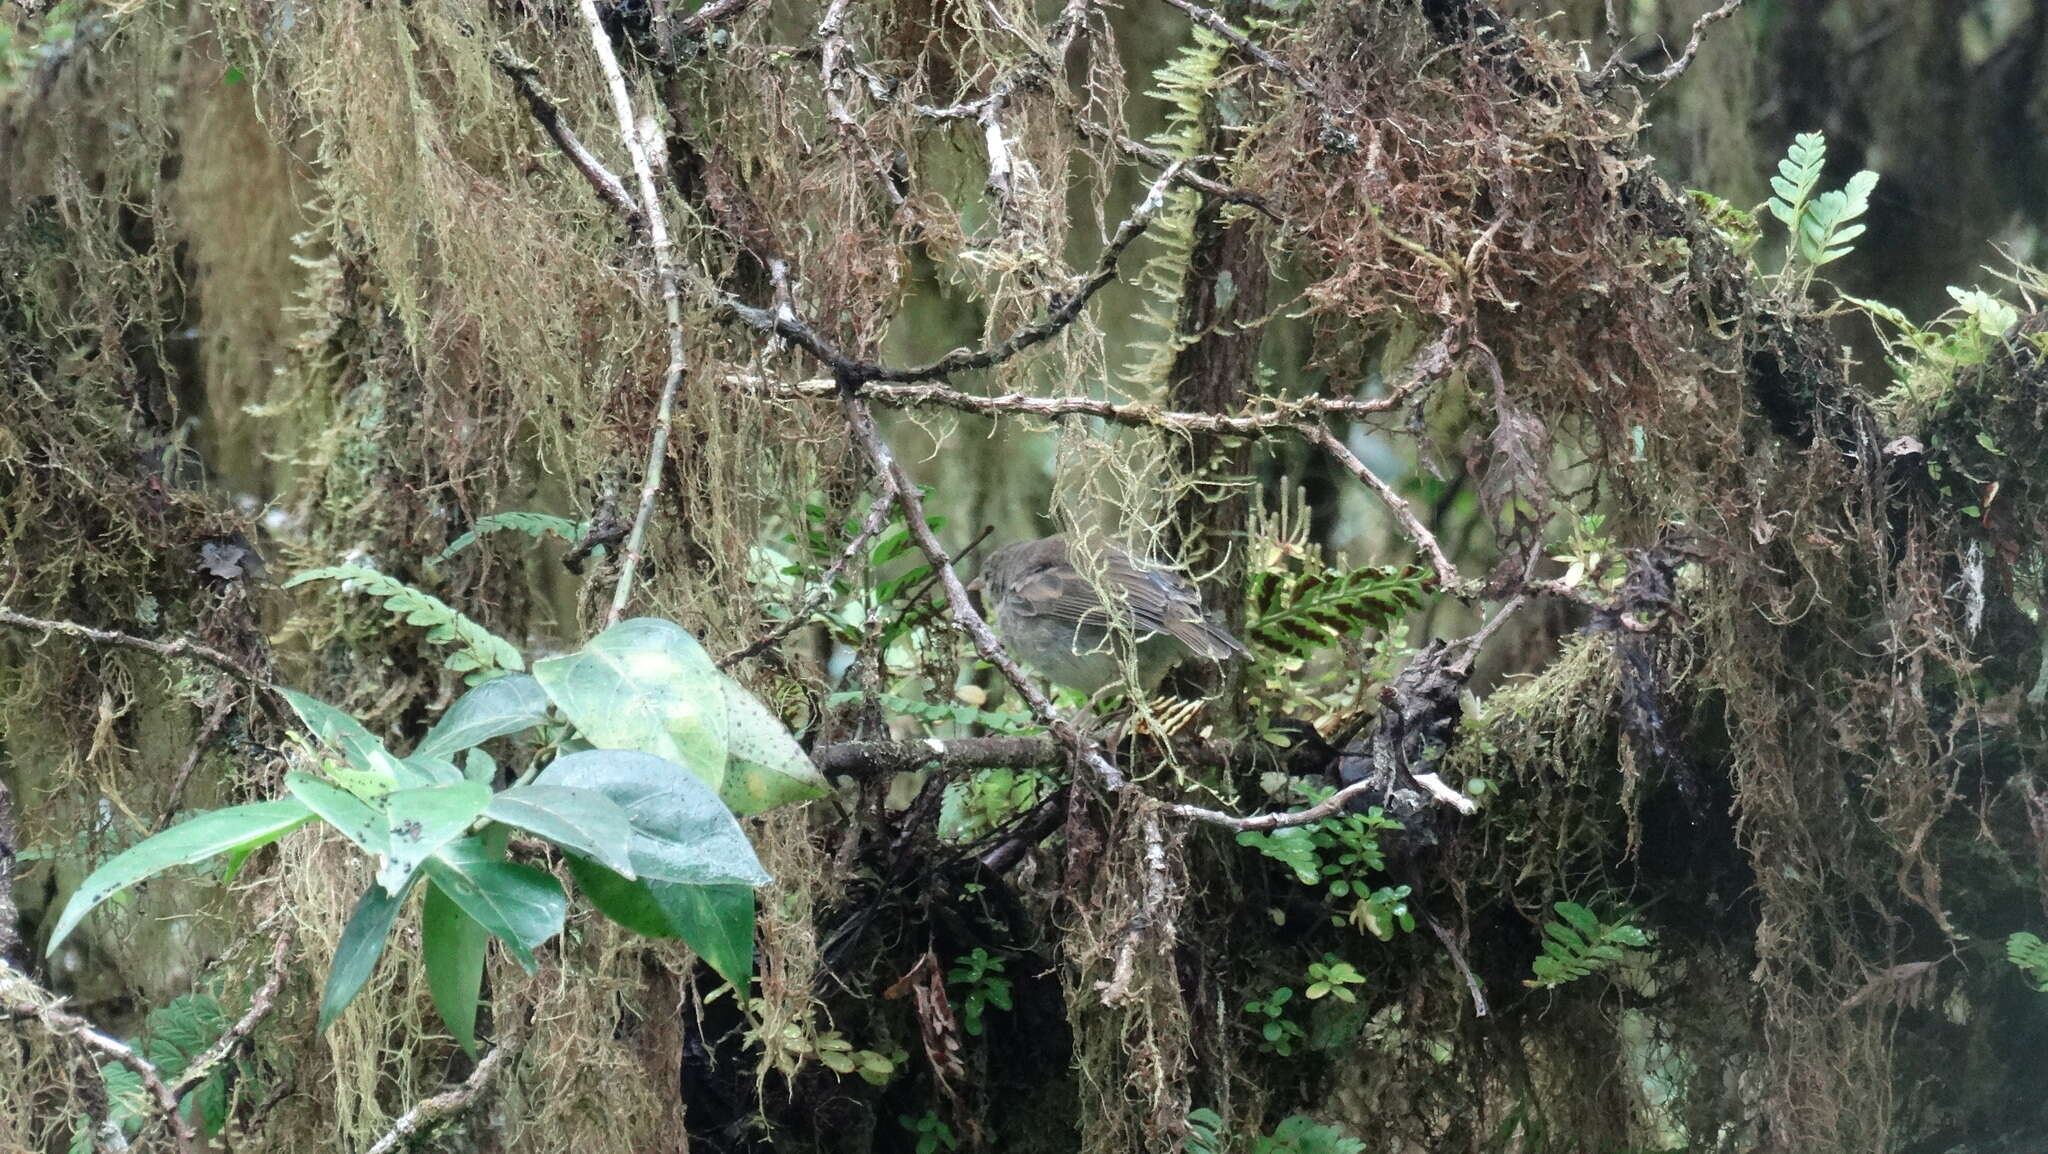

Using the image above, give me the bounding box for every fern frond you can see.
[1767,131,1827,228]
[286,565,524,676]
[1524,901,1649,989]
[1799,169,1877,267]
[437,512,586,562]
[2007,931,2048,992]
[1247,564,1429,659]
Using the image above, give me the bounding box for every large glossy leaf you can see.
[567,857,756,989]
[379,782,492,895]
[415,674,551,760]
[484,784,636,878]
[422,881,488,1057]
[532,617,729,793]
[718,679,828,815]
[319,879,412,1032]
[284,772,388,860]
[420,837,566,973]
[45,799,314,953]
[534,750,770,887]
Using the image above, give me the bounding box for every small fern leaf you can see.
[1524,901,1649,989]
[2008,931,2048,992]
[1247,564,1430,659]
[287,565,524,676]
[1768,131,1827,226]
[437,512,586,562]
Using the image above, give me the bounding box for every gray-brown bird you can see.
[968,535,1245,694]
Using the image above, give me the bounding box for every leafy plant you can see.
[1303,954,1365,1003]
[67,993,241,1152]
[1246,563,1430,660]
[899,1110,961,1154]
[1183,1109,1367,1154]
[1767,131,1878,295]
[1256,1115,1367,1154]
[436,511,588,562]
[1238,798,1407,935]
[2006,931,2048,992]
[939,766,1052,842]
[1245,986,1307,1056]
[47,617,828,1055]
[1549,514,1627,595]
[946,947,1014,1036]
[1524,901,1651,989]
[285,565,524,680]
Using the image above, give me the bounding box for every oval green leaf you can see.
[566,856,755,989]
[415,673,551,760]
[45,799,314,954]
[380,782,492,895]
[319,878,412,1032]
[421,837,567,973]
[484,783,636,879]
[422,881,488,1057]
[532,618,728,793]
[718,679,827,815]
[284,771,388,860]
[534,749,769,887]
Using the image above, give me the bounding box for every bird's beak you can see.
[965,575,987,619]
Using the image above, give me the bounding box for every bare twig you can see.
[1422,908,1490,1017]
[167,928,295,1102]
[719,490,897,667]
[720,162,1183,385]
[743,369,1427,434]
[491,50,642,226]
[362,1031,523,1154]
[1162,775,1384,831]
[1589,0,1745,84]
[673,0,753,38]
[0,961,195,1149]
[1071,117,1280,219]
[1155,0,1316,94]
[0,607,269,689]
[839,390,1126,792]
[157,693,239,830]
[575,0,692,626]
[1294,423,1462,589]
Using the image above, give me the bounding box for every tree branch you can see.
[575,0,693,626]
[0,961,195,1149]
[718,490,896,668]
[490,49,642,226]
[0,607,269,689]
[1294,423,1463,589]
[1589,0,1746,85]
[362,1031,523,1154]
[167,928,295,1102]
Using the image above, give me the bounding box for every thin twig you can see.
[1162,775,1382,831]
[1422,908,1490,1017]
[1294,423,1462,589]
[718,490,896,667]
[157,694,239,831]
[1155,0,1316,94]
[1589,0,1745,84]
[361,1031,523,1154]
[576,0,692,626]
[168,928,295,1102]
[490,50,642,226]
[0,607,269,689]
[743,369,1429,434]
[720,161,1183,385]
[673,0,753,37]
[0,961,195,1149]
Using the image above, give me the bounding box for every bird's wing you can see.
[1007,548,1244,659]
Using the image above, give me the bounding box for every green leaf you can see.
[415,674,551,760]
[276,688,402,793]
[567,856,756,988]
[485,783,637,878]
[533,617,729,792]
[46,799,314,953]
[421,837,567,972]
[380,782,492,895]
[422,881,488,1056]
[536,750,770,886]
[718,679,828,815]
[287,565,524,676]
[285,771,389,860]
[319,878,413,1032]
[465,747,497,785]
